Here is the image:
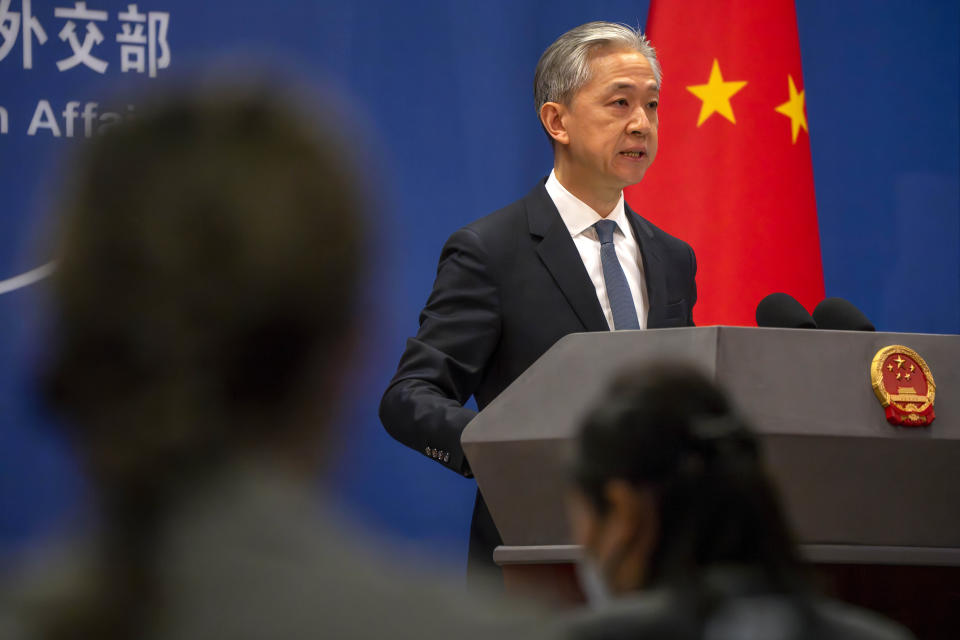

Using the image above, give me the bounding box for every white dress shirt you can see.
[544,170,648,330]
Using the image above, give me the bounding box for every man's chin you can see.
[614,168,649,189]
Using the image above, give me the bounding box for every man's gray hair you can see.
[534,21,661,117]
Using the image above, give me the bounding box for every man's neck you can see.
[553,162,622,218]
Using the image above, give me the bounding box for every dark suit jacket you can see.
[380,180,696,578]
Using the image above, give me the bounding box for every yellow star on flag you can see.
[774,74,808,143]
[686,59,748,126]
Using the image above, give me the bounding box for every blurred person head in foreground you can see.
[565,364,913,640]
[49,85,363,506]
[4,86,528,640]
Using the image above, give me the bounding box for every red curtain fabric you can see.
[630,0,824,326]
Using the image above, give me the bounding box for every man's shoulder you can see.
[459,181,547,241]
[627,207,694,256]
[462,202,526,240]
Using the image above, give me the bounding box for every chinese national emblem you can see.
[871,345,936,427]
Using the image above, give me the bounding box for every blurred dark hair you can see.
[573,363,803,593]
[40,84,365,639]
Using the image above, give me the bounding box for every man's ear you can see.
[539,101,570,146]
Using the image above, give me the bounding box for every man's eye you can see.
[612,99,628,107]
[648,100,659,109]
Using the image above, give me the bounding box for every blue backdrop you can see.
[2,0,957,575]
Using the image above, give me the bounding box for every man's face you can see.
[562,48,659,192]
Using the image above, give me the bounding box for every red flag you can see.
[629,0,824,326]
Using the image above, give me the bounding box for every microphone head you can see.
[813,297,876,331]
[756,293,817,329]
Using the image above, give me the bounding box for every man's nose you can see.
[628,107,651,135]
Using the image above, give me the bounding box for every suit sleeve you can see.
[687,244,698,326]
[379,227,501,477]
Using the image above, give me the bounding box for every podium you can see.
[461,327,960,632]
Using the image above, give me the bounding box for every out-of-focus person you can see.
[564,364,913,640]
[0,86,541,640]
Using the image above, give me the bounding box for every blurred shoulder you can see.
[0,536,97,640]
[562,592,693,640]
[814,599,916,640]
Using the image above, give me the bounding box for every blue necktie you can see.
[594,219,640,330]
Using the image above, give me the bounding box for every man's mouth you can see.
[619,150,646,159]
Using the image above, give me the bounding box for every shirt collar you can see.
[545,169,629,238]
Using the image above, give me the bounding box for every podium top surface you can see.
[462,326,960,446]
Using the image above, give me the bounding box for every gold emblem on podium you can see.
[871,345,936,426]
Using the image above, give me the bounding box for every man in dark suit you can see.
[380,21,697,583]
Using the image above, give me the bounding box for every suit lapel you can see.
[525,182,609,333]
[625,204,667,327]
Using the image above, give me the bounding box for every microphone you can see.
[756,293,817,329]
[813,297,876,331]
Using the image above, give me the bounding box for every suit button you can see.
[443,452,450,463]
[425,446,431,456]
[432,448,438,459]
